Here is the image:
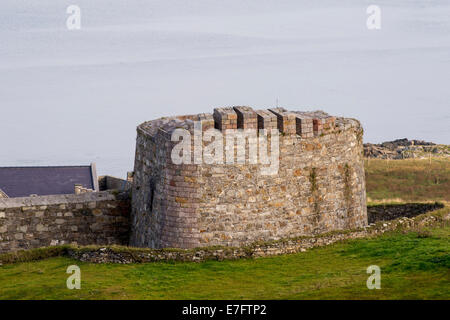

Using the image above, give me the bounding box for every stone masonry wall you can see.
[131,106,367,249]
[0,191,130,253]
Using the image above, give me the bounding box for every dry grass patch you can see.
[365,158,450,202]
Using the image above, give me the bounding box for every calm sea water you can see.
[1,0,449,177]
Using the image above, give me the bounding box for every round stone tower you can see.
[130,106,367,249]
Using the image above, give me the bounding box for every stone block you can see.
[313,118,325,136]
[92,209,103,216]
[196,113,215,131]
[36,224,49,232]
[213,107,238,130]
[233,106,257,129]
[35,211,44,217]
[268,107,296,134]
[295,116,314,138]
[255,109,278,130]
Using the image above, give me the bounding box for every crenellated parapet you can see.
[140,106,337,138]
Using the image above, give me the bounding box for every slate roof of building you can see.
[0,188,8,198]
[0,165,97,198]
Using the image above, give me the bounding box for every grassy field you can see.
[365,158,449,202]
[0,158,449,300]
[0,226,448,300]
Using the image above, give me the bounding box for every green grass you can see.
[1,226,448,300]
[365,158,450,202]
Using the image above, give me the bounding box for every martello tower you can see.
[130,106,367,249]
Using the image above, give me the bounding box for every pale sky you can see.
[1,0,449,177]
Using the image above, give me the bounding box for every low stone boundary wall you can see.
[66,232,366,263]
[0,192,131,253]
[66,203,448,264]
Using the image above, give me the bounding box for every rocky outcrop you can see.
[364,138,449,159]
